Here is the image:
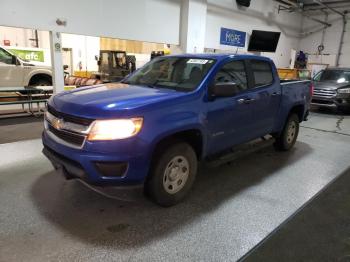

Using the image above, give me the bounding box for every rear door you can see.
[246,59,281,137]
[206,59,256,154]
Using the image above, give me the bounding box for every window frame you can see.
[124,56,217,92]
[211,58,251,96]
[0,48,15,65]
[247,59,275,89]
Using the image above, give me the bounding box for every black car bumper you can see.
[42,146,86,180]
[311,95,350,109]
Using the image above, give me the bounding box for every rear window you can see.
[251,60,274,87]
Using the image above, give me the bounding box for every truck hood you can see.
[313,81,350,90]
[22,62,51,69]
[52,83,186,118]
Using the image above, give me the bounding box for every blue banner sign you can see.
[220,27,246,47]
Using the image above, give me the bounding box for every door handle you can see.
[271,92,279,96]
[237,98,255,104]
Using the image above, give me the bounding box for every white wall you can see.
[0,26,50,49]
[0,0,181,45]
[61,34,100,72]
[204,0,302,68]
[299,13,350,67]
[180,0,207,53]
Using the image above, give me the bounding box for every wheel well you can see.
[289,105,304,122]
[29,74,52,85]
[153,129,203,160]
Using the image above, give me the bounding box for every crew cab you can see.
[311,67,350,112]
[42,54,312,206]
[0,46,52,87]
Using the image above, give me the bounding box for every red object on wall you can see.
[3,40,10,46]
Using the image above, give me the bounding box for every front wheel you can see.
[274,113,300,151]
[145,142,197,207]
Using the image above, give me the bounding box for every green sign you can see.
[8,49,45,62]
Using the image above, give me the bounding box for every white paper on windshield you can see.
[187,59,209,64]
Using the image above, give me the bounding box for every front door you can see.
[206,59,255,155]
[0,48,23,87]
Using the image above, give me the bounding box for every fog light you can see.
[94,162,128,177]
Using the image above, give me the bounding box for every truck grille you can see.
[313,89,336,98]
[47,105,94,126]
[48,124,86,147]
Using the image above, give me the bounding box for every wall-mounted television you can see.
[248,30,281,53]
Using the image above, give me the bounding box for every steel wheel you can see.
[286,120,296,144]
[163,156,190,194]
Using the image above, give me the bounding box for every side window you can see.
[100,52,109,68]
[0,49,14,65]
[251,60,274,87]
[214,60,248,92]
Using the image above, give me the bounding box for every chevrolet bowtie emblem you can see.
[52,118,64,130]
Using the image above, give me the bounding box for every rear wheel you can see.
[274,113,299,151]
[145,142,197,207]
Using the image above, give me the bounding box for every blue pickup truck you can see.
[42,54,312,206]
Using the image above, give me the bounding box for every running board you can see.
[206,136,275,167]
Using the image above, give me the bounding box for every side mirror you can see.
[210,82,240,98]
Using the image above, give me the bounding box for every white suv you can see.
[0,46,52,87]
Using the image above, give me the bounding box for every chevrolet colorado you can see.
[42,54,312,206]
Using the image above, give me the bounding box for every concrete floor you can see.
[0,116,44,144]
[0,110,350,262]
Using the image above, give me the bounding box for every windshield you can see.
[123,57,216,92]
[314,70,350,83]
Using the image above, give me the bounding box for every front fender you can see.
[23,68,53,86]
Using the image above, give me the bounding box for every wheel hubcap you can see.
[163,156,189,194]
[287,121,296,144]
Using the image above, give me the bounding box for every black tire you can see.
[274,113,299,151]
[30,78,52,86]
[145,142,197,207]
[338,106,350,115]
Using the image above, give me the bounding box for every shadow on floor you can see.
[242,166,350,262]
[30,141,313,250]
[310,106,350,116]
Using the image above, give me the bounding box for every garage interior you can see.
[1,0,350,261]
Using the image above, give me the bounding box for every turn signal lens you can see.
[338,88,350,94]
[88,118,143,141]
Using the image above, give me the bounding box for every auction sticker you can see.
[187,59,208,64]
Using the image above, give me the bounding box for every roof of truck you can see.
[167,53,273,61]
[326,67,350,71]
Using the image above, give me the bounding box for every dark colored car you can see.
[311,68,350,111]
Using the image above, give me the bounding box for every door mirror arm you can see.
[12,55,18,65]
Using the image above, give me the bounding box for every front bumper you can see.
[311,94,350,109]
[42,130,150,186]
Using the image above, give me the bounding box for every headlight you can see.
[338,88,350,94]
[88,118,143,141]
